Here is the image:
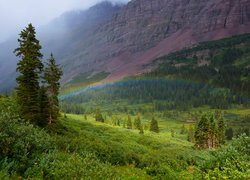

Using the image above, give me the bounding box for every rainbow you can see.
[59,77,211,101]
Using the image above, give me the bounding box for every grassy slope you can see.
[59,114,208,179]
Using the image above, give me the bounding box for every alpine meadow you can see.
[0,0,250,179]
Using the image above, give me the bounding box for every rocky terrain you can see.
[1,0,250,91]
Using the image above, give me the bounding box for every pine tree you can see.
[38,86,50,127]
[195,114,210,149]
[117,118,120,126]
[216,111,226,145]
[225,127,234,140]
[195,113,220,149]
[187,125,195,142]
[134,114,142,130]
[95,108,104,122]
[123,120,126,128]
[127,115,132,129]
[209,115,219,148]
[14,24,43,125]
[150,117,159,133]
[44,54,63,124]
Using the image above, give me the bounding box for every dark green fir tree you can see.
[38,86,50,127]
[44,54,63,124]
[150,117,159,133]
[134,114,142,130]
[95,108,104,122]
[14,24,43,125]
[127,115,132,129]
[216,111,226,145]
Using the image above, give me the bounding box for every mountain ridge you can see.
[1,0,250,92]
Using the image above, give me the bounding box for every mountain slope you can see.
[1,0,250,92]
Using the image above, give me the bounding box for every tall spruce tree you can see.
[195,113,221,149]
[38,86,50,127]
[134,114,142,130]
[127,115,132,129]
[14,24,43,125]
[216,111,226,145]
[44,54,63,124]
[150,117,159,133]
[95,108,104,122]
[195,114,210,149]
[209,115,219,148]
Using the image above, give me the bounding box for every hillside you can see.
[61,34,250,105]
[1,0,250,92]
[1,96,249,179]
[1,1,250,179]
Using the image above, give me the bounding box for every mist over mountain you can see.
[0,1,125,92]
[1,0,250,92]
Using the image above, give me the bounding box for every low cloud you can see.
[0,0,129,43]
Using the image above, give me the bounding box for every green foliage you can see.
[24,152,119,179]
[134,114,142,130]
[195,114,219,149]
[95,108,104,122]
[187,125,195,143]
[14,25,62,127]
[38,86,50,127]
[14,24,44,124]
[150,117,159,133]
[0,97,52,175]
[44,53,63,124]
[225,127,234,140]
[127,115,132,129]
[197,135,250,179]
[216,111,226,144]
[151,34,250,100]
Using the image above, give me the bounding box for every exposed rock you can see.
[1,0,250,91]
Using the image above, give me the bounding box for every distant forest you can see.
[61,34,250,114]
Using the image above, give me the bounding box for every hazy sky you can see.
[0,0,129,43]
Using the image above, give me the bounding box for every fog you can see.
[0,0,129,43]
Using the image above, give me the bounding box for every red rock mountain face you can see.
[1,0,250,90]
[64,0,250,83]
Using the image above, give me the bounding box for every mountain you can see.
[1,0,250,92]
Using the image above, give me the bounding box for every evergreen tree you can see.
[195,113,220,149]
[195,114,210,149]
[123,120,126,128]
[14,24,43,125]
[139,126,144,134]
[216,111,226,145]
[225,127,234,140]
[209,115,219,148]
[134,114,142,130]
[187,125,195,142]
[44,54,63,124]
[38,86,50,127]
[117,118,120,126]
[150,117,159,133]
[95,108,104,122]
[127,115,132,129]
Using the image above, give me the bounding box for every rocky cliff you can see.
[66,0,250,83]
[1,0,250,91]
